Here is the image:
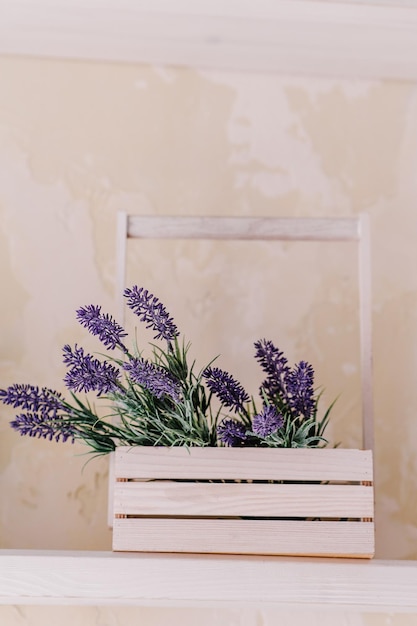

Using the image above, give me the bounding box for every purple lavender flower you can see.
[10,412,76,443]
[124,286,179,342]
[285,360,315,419]
[1,384,75,443]
[0,384,65,415]
[124,357,180,401]
[203,367,249,413]
[252,405,284,438]
[63,344,120,396]
[255,339,289,378]
[76,305,128,352]
[254,339,290,401]
[217,418,247,446]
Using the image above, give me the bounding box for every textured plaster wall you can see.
[0,55,417,623]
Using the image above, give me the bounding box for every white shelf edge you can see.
[1,550,417,611]
[1,1,417,81]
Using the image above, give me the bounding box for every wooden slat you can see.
[114,482,374,518]
[127,215,360,241]
[107,211,130,528]
[114,447,373,482]
[358,213,374,451]
[113,518,374,558]
[116,211,129,325]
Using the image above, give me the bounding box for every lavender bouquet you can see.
[0,286,333,455]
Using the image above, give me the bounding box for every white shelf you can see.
[1,550,417,611]
[1,1,417,81]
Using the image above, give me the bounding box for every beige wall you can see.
[0,55,417,623]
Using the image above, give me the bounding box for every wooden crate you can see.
[112,446,374,558]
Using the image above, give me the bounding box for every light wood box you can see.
[112,446,374,558]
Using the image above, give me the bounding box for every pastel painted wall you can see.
[1,55,417,624]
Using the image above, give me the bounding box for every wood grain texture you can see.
[0,1,417,81]
[2,550,417,610]
[113,210,375,555]
[114,481,374,518]
[108,210,129,527]
[114,446,374,482]
[116,211,129,325]
[112,447,375,557]
[112,518,375,557]
[358,213,374,451]
[127,215,360,241]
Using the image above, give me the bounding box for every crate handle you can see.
[116,213,373,451]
